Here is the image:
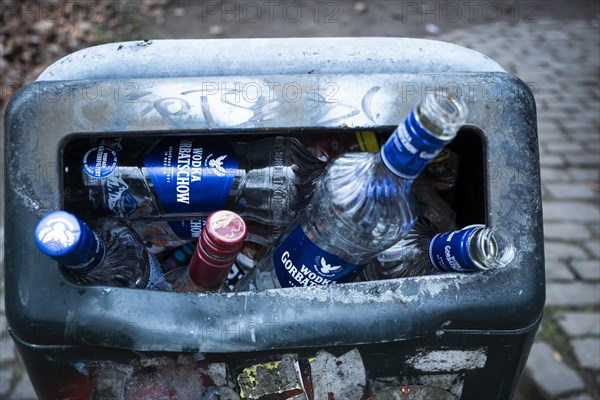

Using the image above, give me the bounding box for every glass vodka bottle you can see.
[236,92,469,290]
[64,136,325,226]
[363,217,515,280]
[163,210,247,292]
[34,211,166,289]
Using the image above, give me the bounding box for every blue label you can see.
[273,225,360,287]
[428,225,483,272]
[83,145,118,178]
[144,138,238,214]
[167,219,205,240]
[114,191,139,218]
[381,110,447,179]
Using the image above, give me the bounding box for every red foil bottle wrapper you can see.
[188,211,247,290]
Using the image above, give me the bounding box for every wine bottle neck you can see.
[184,269,221,292]
[187,210,247,290]
[187,240,237,291]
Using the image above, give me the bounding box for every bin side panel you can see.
[11,326,538,400]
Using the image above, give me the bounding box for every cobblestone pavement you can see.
[435,13,600,399]
[1,2,599,399]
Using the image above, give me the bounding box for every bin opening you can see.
[446,127,486,227]
[60,127,485,287]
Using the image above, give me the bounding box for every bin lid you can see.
[36,38,505,82]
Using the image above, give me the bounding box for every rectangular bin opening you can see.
[60,127,486,287]
[446,127,486,227]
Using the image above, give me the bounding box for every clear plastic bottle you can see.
[34,211,165,289]
[64,136,325,226]
[163,210,247,292]
[236,92,469,290]
[363,217,515,280]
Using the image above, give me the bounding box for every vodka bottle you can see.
[363,218,515,280]
[163,210,247,292]
[236,92,469,290]
[34,211,165,289]
[65,136,325,226]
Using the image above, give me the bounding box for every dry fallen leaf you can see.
[552,351,563,362]
[0,0,169,106]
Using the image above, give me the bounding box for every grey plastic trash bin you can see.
[4,38,543,399]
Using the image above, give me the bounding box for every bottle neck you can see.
[68,231,107,272]
[381,93,467,179]
[187,239,238,291]
[429,225,514,272]
[380,110,451,179]
[185,210,246,291]
[184,269,222,292]
[35,211,107,272]
[468,226,515,270]
[416,93,467,140]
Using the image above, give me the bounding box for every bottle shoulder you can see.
[305,152,417,259]
[323,152,413,207]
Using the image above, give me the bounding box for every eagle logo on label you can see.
[206,154,228,177]
[317,256,341,275]
[38,222,75,249]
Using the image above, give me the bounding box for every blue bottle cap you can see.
[34,211,103,268]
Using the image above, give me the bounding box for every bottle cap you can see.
[201,210,247,259]
[34,211,102,268]
[188,211,247,290]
